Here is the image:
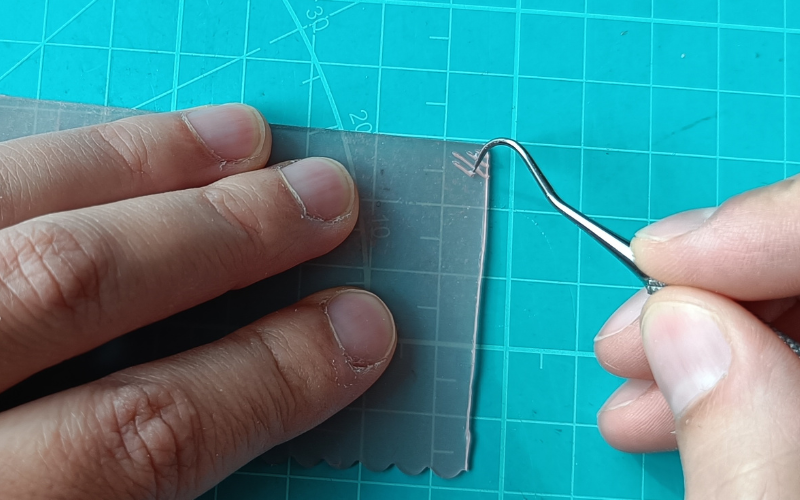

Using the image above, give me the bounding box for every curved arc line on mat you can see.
[281,0,372,286]
[269,3,358,45]
[280,0,343,130]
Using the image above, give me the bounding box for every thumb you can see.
[641,287,800,499]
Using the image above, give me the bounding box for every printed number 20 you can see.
[349,110,373,133]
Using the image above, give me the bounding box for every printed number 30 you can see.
[306,6,329,32]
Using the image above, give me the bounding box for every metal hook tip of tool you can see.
[474,139,800,357]
[473,138,665,293]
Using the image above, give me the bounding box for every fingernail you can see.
[635,207,717,242]
[594,289,648,342]
[327,290,396,370]
[185,104,266,160]
[641,302,731,416]
[281,157,354,221]
[599,379,654,412]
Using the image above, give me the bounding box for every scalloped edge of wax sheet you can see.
[263,148,491,480]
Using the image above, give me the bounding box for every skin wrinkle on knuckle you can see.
[198,176,343,285]
[92,381,205,499]
[0,145,26,225]
[182,349,255,456]
[261,318,344,404]
[251,329,300,439]
[243,320,343,441]
[199,186,265,238]
[0,220,114,332]
[268,235,303,272]
[89,122,157,192]
[197,186,275,280]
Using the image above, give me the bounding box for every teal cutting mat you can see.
[3,0,800,498]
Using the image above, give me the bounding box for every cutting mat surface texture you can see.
[3,0,799,498]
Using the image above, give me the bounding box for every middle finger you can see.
[0,157,356,391]
[595,291,800,379]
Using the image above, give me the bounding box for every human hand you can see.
[0,104,396,499]
[594,179,800,498]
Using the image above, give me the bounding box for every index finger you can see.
[632,176,800,301]
[0,103,270,229]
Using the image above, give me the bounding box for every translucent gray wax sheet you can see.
[0,96,490,478]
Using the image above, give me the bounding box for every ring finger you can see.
[0,288,396,500]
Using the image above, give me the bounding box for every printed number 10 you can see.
[372,214,390,239]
